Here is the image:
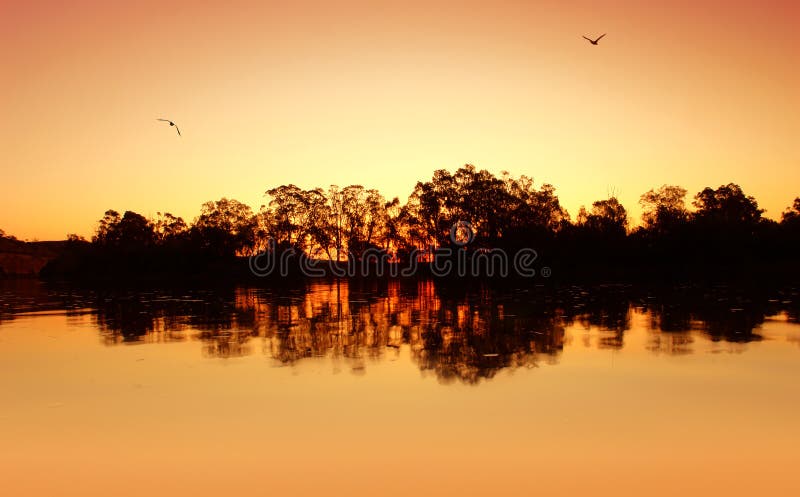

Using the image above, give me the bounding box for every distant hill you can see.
[0,238,68,278]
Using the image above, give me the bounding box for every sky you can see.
[1,0,798,240]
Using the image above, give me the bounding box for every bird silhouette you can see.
[582,33,606,45]
[157,118,181,136]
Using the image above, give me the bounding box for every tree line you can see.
[35,165,800,280]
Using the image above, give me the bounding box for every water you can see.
[1,280,799,496]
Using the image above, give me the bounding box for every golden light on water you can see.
[2,2,800,494]
[1,282,800,496]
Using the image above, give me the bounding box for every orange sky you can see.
[1,0,798,240]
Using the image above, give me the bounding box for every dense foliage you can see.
[20,165,800,281]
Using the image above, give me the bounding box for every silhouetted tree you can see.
[154,212,188,243]
[192,198,256,257]
[692,183,763,227]
[405,169,458,247]
[0,228,19,243]
[778,197,800,255]
[94,210,156,249]
[35,165,800,282]
[502,173,569,233]
[263,185,327,255]
[380,197,403,252]
[639,185,689,233]
[578,197,628,238]
[94,210,121,244]
[781,198,800,225]
[336,185,390,258]
[403,164,568,252]
[450,165,509,244]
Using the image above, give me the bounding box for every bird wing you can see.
[175,125,181,136]
[582,36,593,42]
[595,33,606,42]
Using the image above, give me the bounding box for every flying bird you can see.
[157,118,181,136]
[582,33,606,45]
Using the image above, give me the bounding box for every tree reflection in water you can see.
[3,281,798,384]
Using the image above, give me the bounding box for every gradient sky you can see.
[1,0,798,240]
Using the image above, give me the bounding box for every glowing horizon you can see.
[1,0,798,240]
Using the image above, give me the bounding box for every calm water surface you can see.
[1,280,799,496]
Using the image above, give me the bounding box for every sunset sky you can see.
[1,0,798,240]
